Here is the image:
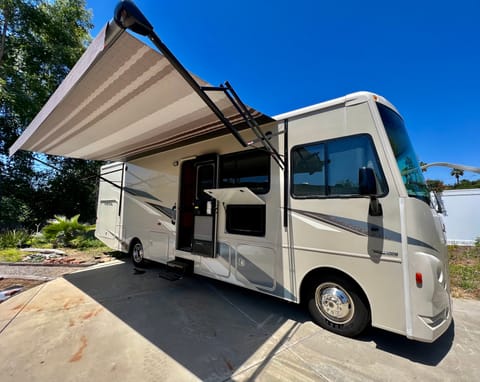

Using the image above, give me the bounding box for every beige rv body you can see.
[96,92,452,342]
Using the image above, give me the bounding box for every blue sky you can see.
[86,0,479,184]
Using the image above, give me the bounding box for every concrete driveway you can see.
[0,260,478,381]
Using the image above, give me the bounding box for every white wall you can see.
[441,188,480,246]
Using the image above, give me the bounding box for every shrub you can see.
[28,232,53,248]
[72,228,106,249]
[72,237,106,249]
[0,230,32,249]
[0,248,24,262]
[42,215,93,248]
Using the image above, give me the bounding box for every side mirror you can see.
[359,167,382,216]
[359,167,377,195]
[114,0,153,36]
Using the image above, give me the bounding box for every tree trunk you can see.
[0,6,10,66]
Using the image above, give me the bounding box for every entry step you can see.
[167,259,192,270]
[158,258,193,281]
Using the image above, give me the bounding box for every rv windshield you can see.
[377,103,430,205]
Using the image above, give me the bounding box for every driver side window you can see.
[291,134,387,198]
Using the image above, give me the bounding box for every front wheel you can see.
[130,240,145,267]
[307,275,370,337]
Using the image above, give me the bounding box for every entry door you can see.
[177,155,218,257]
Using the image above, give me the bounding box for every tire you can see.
[307,275,370,337]
[130,240,145,267]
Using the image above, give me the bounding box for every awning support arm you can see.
[146,33,250,148]
[201,82,284,169]
[113,1,285,169]
[113,1,248,149]
[220,81,284,169]
[32,156,125,199]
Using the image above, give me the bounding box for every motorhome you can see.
[10,1,452,342]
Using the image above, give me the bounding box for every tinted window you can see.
[226,205,266,236]
[220,150,270,194]
[292,134,387,198]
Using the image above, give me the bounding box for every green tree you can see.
[450,168,464,186]
[0,0,95,230]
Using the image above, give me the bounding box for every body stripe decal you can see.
[290,208,437,252]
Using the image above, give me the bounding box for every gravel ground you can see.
[0,264,81,280]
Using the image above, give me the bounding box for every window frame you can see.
[290,133,389,200]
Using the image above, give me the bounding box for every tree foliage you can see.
[444,178,480,190]
[426,179,445,193]
[0,0,100,230]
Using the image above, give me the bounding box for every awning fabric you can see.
[9,23,271,161]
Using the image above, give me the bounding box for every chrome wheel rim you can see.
[315,282,355,324]
[132,243,143,263]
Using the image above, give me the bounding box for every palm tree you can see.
[419,161,428,172]
[450,168,464,186]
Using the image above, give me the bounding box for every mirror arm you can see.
[369,196,383,217]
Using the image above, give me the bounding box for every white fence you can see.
[441,188,480,246]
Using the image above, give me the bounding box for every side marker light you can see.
[416,272,423,286]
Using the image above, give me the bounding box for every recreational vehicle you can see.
[10,1,452,342]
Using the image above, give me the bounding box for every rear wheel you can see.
[130,240,145,267]
[307,275,370,337]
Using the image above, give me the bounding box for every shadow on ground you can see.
[64,261,454,380]
[65,261,308,380]
[358,320,454,366]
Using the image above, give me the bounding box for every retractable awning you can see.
[9,22,272,161]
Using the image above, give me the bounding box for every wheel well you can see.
[299,267,371,311]
[128,237,141,254]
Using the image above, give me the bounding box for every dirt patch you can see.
[0,277,46,302]
[0,277,45,291]
[16,248,124,265]
[60,248,121,264]
[449,245,480,299]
